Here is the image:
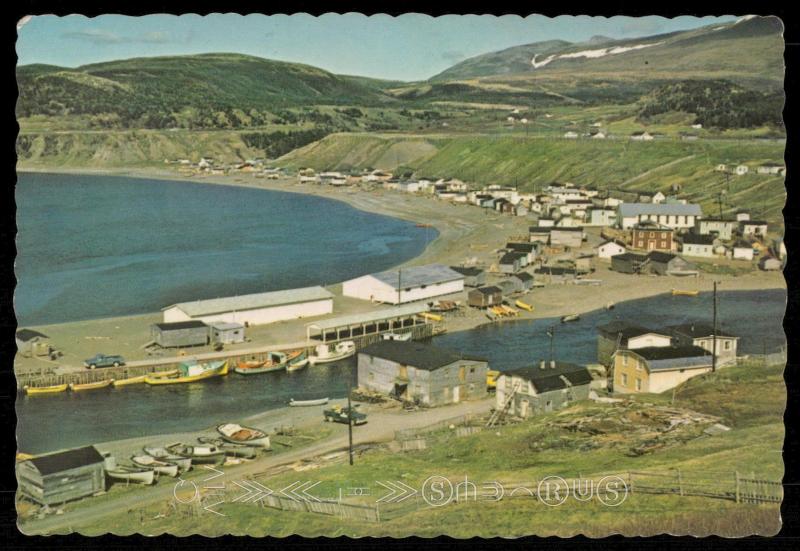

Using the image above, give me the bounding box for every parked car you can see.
[323,405,367,425]
[84,353,125,369]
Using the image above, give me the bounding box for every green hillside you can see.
[16,53,394,128]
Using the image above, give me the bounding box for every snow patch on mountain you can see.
[531,41,664,69]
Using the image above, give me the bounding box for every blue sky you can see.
[17,14,740,81]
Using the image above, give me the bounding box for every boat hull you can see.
[217,424,271,448]
[289,398,329,407]
[131,456,179,477]
[112,375,147,387]
[24,384,68,395]
[106,468,156,485]
[142,448,192,471]
[69,379,114,391]
[145,361,228,385]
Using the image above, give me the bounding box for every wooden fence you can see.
[394,413,475,442]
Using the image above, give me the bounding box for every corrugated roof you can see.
[504,362,592,392]
[627,345,709,361]
[450,266,484,276]
[618,203,702,217]
[164,286,334,317]
[307,304,428,331]
[28,446,104,475]
[153,320,208,331]
[473,286,502,295]
[368,264,464,289]
[359,340,487,371]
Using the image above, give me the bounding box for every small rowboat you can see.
[672,289,699,297]
[515,300,534,312]
[106,465,156,485]
[285,349,309,372]
[112,375,147,387]
[23,384,68,395]
[131,455,179,477]
[142,447,192,471]
[382,332,412,341]
[217,423,271,448]
[145,360,228,385]
[560,314,580,323]
[197,437,259,459]
[289,397,329,407]
[69,379,114,391]
[166,443,226,464]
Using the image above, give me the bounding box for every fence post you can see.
[735,471,741,503]
[677,469,684,497]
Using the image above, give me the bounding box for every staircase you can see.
[486,383,520,428]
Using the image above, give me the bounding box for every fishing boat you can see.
[515,300,534,312]
[144,360,228,385]
[197,437,259,459]
[165,442,226,463]
[286,350,309,372]
[23,383,68,395]
[672,289,699,297]
[289,397,329,407]
[69,379,114,391]
[142,447,192,472]
[308,341,356,365]
[560,314,580,323]
[105,465,157,485]
[130,455,179,477]
[381,332,412,341]
[217,423,271,448]
[112,375,147,387]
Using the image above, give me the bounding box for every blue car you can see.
[84,353,125,369]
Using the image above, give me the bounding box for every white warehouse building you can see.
[617,203,703,230]
[162,286,334,326]
[342,264,464,304]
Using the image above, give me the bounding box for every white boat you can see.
[216,424,271,449]
[308,341,356,365]
[382,332,412,341]
[197,437,260,459]
[289,397,329,407]
[165,442,226,463]
[142,447,192,471]
[130,455,180,477]
[106,465,157,485]
[561,313,580,323]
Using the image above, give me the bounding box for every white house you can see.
[617,203,703,230]
[563,131,579,139]
[681,234,715,258]
[342,264,464,305]
[735,164,749,176]
[630,131,654,141]
[695,218,737,241]
[587,208,617,227]
[715,164,727,172]
[162,286,334,326]
[756,163,785,175]
[596,240,627,259]
[740,220,768,237]
[732,241,755,261]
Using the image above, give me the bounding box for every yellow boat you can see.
[486,369,500,390]
[69,379,114,391]
[23,383,68,395]
[672,289,699,297]
[515,300,534,312]
[144,360,228,385]
[112,375,147,387]
[418,312,443,322]
[500,305,519,316]
[16,452,35,462]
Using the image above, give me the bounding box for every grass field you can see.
[69,362,785,537]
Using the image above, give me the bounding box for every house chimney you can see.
[539,360,546,370]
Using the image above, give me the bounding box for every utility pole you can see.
[712,281,718,373]
[347,383,354,466]
[397,269,402,305]
[547,325,555,363]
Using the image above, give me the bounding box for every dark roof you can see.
[534,267,575,275]
[500,252,526,264]
[668,323,738,339]
[504,362,592,392]
[551,227,584,232]
[682,234,714,245]
[153,320,208,331]
[513,272,534,282]
[506,242,536,252]
[742,220,768,226]
[626,345,710,361]
[450,266,484,277]
[15,329,48,342]
[612,252,648,262]
[529,226,552,233]
[733,240,754,248]
[701,217,737,223]
[473,286,502,295]
[647,251,677,263]
[597,321,664,340]
[360,341,487,371]
[28,446,104,475]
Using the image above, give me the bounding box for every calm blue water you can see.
[16,289,785,454]
[15,172,435,325]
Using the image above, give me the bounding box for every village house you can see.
[736,211,751,222]
[533,266,576,284]
[549,227,584,249]
[563,131,579,139]
[538,217,556,227]
[740,220,768,238]
[587,208,617,227]
[611,252,650,274]
[495,279,521,296]
[498,252,526,274]
[680,233,715,258]
[342,264,464,305]
[529,226,551,244]
[759,256,782,271]
[512,271,535,292]
[756,163,786,176]
[631,222,675,252]
[505,242,537,263]
[16,446,106,506]
[15,329,52,358]
[596,321,673,366]
[357,341,488,406]
[209,321,246,345]
[596,239,627,260]
[449,266,486,287]
[574,254,594,275]
[668,323,739,366]
[695,218,737,240]
[496,361,594,417]
[735,164,749,176]
[617,203,703,230]
[715,164,728,172]
[468,286,503,308]
[150,320,209,348]
[612,346,712,394]
[630,131,654,141]
[647,252,698,276]
[554,215,580,228]
[732,240,755,260]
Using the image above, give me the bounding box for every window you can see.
[635,378,642,391]
[724,341,731,351]
[621,373,628,386]
[622,355,628,367]
[469,367,475,374]
[650,232,655,238]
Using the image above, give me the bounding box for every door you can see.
[520,399,529,418]
[453,385,460,403]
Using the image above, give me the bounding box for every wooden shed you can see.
[450,266,487,287]
[150,320,209,348]
[210,322,245,344]
[468,286,503,308]
[16,446,105,506]
[15,329,51,358]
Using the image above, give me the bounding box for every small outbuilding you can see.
[210,322,245,345]
[468,286,503,308]
[512,272,535,291]
[15,329,51,358]
[495,361,593,417]
[150,321,209,348]
[16,446,106,506]
[449,266,487,287]
[759,257,782,271]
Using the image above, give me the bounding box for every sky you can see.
[17,14,741,81]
